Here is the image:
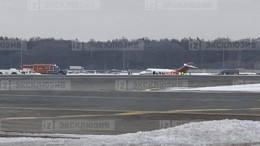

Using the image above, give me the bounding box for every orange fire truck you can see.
[22,64,60,74]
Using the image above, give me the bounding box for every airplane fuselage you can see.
[140,62,197,75]
[140,68,178,75]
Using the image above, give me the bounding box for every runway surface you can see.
[0,90,260,135]
[1,75,260,135]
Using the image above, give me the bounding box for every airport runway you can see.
[0,75,260,135]
[2,75,260,91]
[0,90,260,135]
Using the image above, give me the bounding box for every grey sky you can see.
[0,0,259,41]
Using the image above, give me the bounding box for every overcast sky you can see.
[0,0,259,41]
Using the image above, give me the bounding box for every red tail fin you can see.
[176,62,197,73]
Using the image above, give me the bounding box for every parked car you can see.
[218,69,239,75]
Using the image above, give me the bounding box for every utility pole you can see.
[20,46,23,67]
[222,47,225,68]
[123,47,125,70]
[236,48,241,69]
[9,52,12,68]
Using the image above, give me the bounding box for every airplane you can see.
[139,62,197,75]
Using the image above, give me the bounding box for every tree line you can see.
[1,36,260,70]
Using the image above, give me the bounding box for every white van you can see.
[0,68,20,75]
[0,68,41,75]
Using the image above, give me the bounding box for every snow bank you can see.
[164,83,260,92]
[1,120,260,146]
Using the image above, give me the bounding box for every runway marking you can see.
[0,107,131,121]
[174,112,260,117]
[0,93,253,101]
[1,107,260,121]
[251,108,260,110]
[115,111,155,116]
[0,106,132,112]
[0,114,109,121]
[163,108,260,113]
[0,93,189,101]
[114,108,260,116]
[1,106,259,113]
[113,108,260,116]
[2,111,260,121]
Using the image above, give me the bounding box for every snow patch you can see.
[1,120,260,145]
[164,83,260,92]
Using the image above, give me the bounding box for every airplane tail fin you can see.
[176,62,197,73]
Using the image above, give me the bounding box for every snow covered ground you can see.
[1,120,260,146]
[163,83,260,92]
